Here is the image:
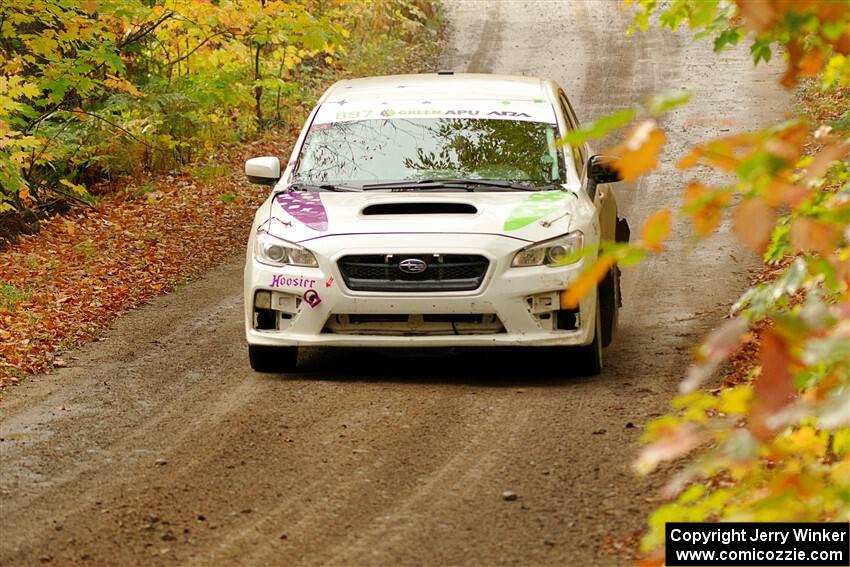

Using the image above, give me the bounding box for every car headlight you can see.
[511,231,584,267]
[254,231,318,267]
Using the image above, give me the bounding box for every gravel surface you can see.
[0,1,788,565]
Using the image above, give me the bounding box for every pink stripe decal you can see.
[275,192,328,232]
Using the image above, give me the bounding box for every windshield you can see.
[293,117,565,188]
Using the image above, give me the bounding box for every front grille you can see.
[323,313,505,335]
[338,254,489,292]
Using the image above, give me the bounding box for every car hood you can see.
[261,190,585,244]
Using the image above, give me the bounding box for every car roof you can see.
[319,73,554,103]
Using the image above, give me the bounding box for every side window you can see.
[558,91,585,175]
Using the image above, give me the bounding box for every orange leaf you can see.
[763,180,805,207]
[636,552,666,567]
[800,46,824,76]
[805,141,850,181]
[683,182,731,236]
[683,181,708,207]
[735,0,777,33]
[104,76,142,97]
[640,208,672,252]
[749,330,796,441]
[732,197,775,251]
[833,31,850,55]
[780,39,803,88]
[678,147,703,170]
[561,256,615,309]
[790,218,842,257]
[775,120,808,155]
[610,120,667,182]
[80,0,99,14]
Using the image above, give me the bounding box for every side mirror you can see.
[587,155,622,184]
[245,156,281,186]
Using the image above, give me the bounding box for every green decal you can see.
[504,192,570,231]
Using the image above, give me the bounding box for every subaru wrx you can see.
[243,73,628,374]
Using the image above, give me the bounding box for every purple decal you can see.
[275,192,328,231]
[303,289,322,308]
[271,275,317,289]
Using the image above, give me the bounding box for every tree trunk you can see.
[254,44,263,130]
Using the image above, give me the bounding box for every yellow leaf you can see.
[59,178,88,196]
[561,256,615,309]
[18,81,40,99]
[732,197,775,251]
[718,385,752,415]
[610,120,666,182]
[640,208,672,252]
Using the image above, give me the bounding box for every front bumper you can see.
[244,233,597,348]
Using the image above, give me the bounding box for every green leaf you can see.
[558,108,636,148]
[714,28,742,52]
[647,89,692,116]
[77,48,125,73]
[751,40,772,65]
[688,0,718,29]
[735,152,786,181]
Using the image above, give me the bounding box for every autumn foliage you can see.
[563,0,850,563]
[0,0,442,217]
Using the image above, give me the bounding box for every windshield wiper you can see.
[288,181,362,192]
[361,178,554,192]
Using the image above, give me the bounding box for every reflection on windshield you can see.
[294,118,563,186]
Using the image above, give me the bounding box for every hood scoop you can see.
[362,202,478,216]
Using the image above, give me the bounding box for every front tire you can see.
[249,345,298,373]
[575,300,603,376]
[599,264,620,348]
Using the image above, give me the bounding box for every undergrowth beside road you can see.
[0,3,445,387]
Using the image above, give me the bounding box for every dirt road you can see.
[1,2,788,565]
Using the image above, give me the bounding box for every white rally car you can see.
[243,73,628,374]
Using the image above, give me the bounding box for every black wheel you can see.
[599,264,621,348]
[575,299,603,376]
[248,345,298,373]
